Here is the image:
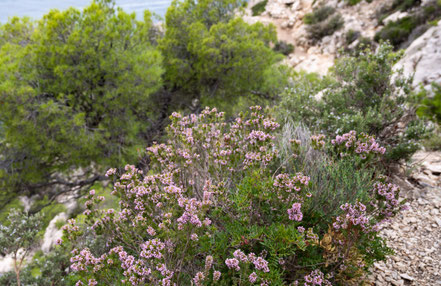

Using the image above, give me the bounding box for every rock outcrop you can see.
[395,22,441,91]
[245,0,389,75]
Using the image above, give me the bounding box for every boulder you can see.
[395,22,441,91]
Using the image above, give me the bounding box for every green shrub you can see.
[0,247,73,286]
[273,40,295,55]
[251,0,268,16]
[376,0,422,26]
[346,0,363,6]
[417,84,441,123]
[303,6,336,25]
[375,0,441,49]
[55,219,66,230]
[276,43,426,164]
[0,210,43,285]
[277,123,376,228]
[306,13,345,41]
[0,0,164,204]
[352,36,375,54]
[0,198,24,224]
[374,16,419,48]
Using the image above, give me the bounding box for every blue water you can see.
[0,0,172,23]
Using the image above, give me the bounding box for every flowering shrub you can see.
[330,130,386,160]
[64,107,406,285]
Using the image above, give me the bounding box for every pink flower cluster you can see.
[165,106,280,173]
[191,255,220,285]
[371,182,403,219]
[140,239,165,259]
[311,134,326,150]
[225,258,240,271]
[304,269,332,286]
[61,218,79,238]
[225,250,270,274]
[331,131,386,159]
[192,272,205,286]
[249,272,258,283]
[287,202,303,221]
[333,202,370,232]
[70,246,160,285]
[105,168,117,177]
[274,173,310,193]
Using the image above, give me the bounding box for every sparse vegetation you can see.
[375,0,441,49]
[305,7,344,42]
[303,6,336,25]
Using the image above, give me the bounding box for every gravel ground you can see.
[368,152,441,285]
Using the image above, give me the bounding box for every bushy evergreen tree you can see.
[160,0,285,111]
[0,0,163,203]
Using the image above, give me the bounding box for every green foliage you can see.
[273,40,294,55]
[392,0,422,12]
[422,129,441,150]
[374,16,418,47]
[160,0,283,109]
[417,84,441,123]
[0,209,44,285]
[344,35,375,56]
[375,0,441,49]
[55,218,67,230]
[0,198,24,224]
[303,6,336,25]
[0,0,163,201]
[251,0,268,16]
[376,0,422,26]
[0,210,43,254]
[354,36,375,51]
[276,43,425,164]
[0,0,291,210]
[274,72,331,128]
[346,0,362,6]
[0,247,73,286]
[416,84,441,149]
[276,123,376,229]
[30,197,67,234]
[304,6,344,41]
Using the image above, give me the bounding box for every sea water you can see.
[0,0,172,23]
